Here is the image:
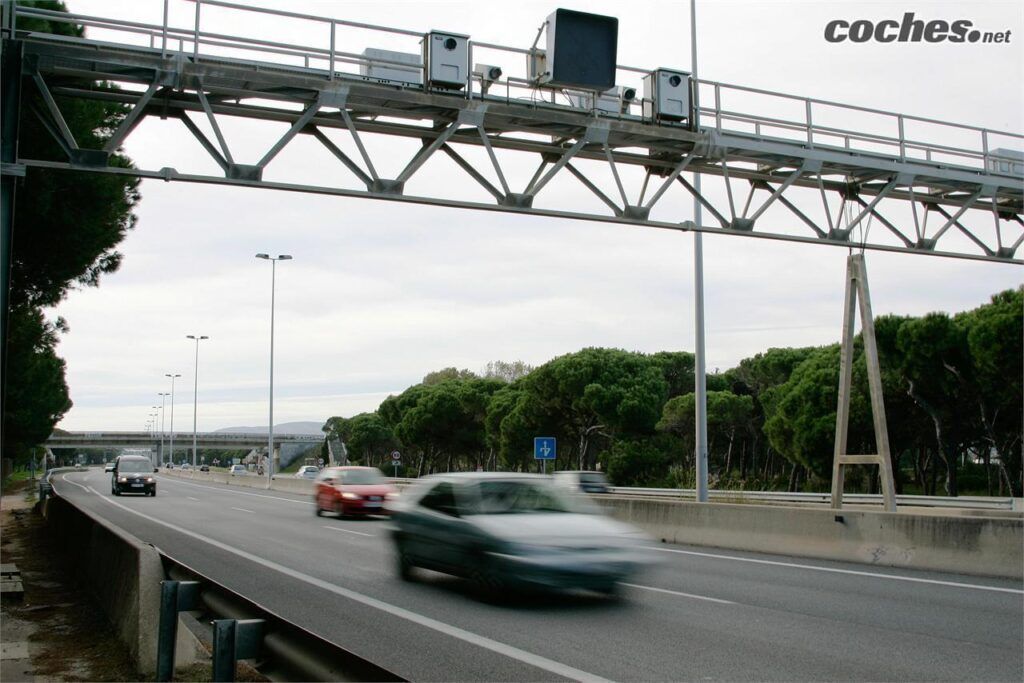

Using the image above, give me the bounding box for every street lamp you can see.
[166,373,181,465]
[255,253,292,482]
[158,392,169,465]
[187,335,209,469]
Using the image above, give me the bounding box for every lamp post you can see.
[157,393,169,464]
[187,335,209,469]
[165,373,181,465]
[255,253,292,483]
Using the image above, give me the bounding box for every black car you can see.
[111,455,157,496]
[199,465,209,472]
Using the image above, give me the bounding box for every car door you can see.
[404,481,471,574]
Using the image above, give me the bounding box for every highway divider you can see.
[595,495,1023,580]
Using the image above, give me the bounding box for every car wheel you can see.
[314,498,323,517]
[113,488,120,496]
[395,538,414,581]
[151,489,157,497]
[334,500,345,518]
[595,581,619,597]
[469,560,506,600]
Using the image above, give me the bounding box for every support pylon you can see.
[831,253,897,512]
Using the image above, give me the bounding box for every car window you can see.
[463,480,576,515]
[418,481,460,517]
[341,469,384,485]
[579,473,608,485]
[117,460,152,473]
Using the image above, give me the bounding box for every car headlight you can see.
[341,492,360,500]
[145,477,154,483]
[385,492,400,500]
[118,477,127,483]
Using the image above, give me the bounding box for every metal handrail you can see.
[13,0,1022,178]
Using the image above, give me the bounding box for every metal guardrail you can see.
[11,0,1022,178]
[387,478,1015,510]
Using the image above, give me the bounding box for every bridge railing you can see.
[12,0,1022,178]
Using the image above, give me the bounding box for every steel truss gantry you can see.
[2,1,1022,266]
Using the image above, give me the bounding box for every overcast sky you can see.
[49,0,1022,432]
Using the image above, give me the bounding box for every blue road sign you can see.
[534,437,556,460]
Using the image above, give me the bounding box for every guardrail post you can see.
[157,580,201,681]
[898,115,906,161]
[805,99,813,148]
[212,618,264,682]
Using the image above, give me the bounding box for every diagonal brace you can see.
[104,81,160,153]
[441,143,505,202]
[838,177,900,239]
[850,195,913,247]
[566,162,622,215]
[31,72,77,152]
[196,87,234,165]
[931,203,994,255]
[311,126,372,188]
[747,161,818,222]
[929,188,986,242]
[643,152,695,211]
[525,136,587,196]
[179,113,230,172]
[257,100,322,168]
[676,175,730,228]
[396,119,462,184]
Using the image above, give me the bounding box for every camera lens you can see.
[668,75,682,87]
[444,37,457,51]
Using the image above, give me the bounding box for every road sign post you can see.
[533,437,556,474]
[391,450,401,477]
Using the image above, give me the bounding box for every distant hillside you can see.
[215,421,324,435]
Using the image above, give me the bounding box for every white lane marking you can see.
[323,525,375,538]
[157,477,312,506]
[647,546,1024,595]
[188,497,200,501]
[230,507,256,514]
[60,474,90,492]
[92,494,609,682]
[621,582,735,605]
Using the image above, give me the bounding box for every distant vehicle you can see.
[295,465,319,480]
[199,465,209,472]
[110,455,157,497]
[552,470,611,494]
[180,463,191,470]
[165,463,174,470]
[315,466,397,517]
[389,473,654,596]
[229,464,247,475]
[103,463,114,473]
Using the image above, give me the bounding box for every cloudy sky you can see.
[49,0,1022,432]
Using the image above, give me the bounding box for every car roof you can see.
[117,455,150,461]
[422,472,549,482]
[553,470,603,474]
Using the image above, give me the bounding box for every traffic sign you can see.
[391,450,401,461]
[317,458,324,466]
[534,437,556,460]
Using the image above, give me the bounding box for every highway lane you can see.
[54,470,1023,682]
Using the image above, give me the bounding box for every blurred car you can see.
[180,463,191,470]
[110,455,157,496]
[552,470,611,494]
[199,464,209,472]
[229,464,247,475]
[389,473,653,595]
[165,462,174,470]
[103,463,115,473]
[315,466,397,517]
[295,465,319,480]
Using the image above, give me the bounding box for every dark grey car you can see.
[389,473,653,596]
[111,455,157,496]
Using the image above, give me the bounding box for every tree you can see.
[422,367,477,385]
[482,360,534,383]
[3,2,139,460]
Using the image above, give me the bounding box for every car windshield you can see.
[580,473,608,485]
[118,460,151,473]
[463,480,578,515]
[342,469,384,485]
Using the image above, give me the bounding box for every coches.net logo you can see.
[825,12,1012,44]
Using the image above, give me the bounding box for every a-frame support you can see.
[831,253,897,512]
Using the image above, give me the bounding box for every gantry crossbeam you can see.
[3,2,1022,264]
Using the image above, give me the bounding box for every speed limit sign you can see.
[391,450,401,461]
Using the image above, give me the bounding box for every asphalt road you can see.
[52,469,1023,682]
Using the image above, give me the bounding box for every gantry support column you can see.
[831,253,897,512]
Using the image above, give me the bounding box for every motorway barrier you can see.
[594,495,1023,580]
[41,493,163,675]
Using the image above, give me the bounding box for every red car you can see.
[314,466,397,517]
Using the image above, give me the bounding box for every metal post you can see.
[161,0,168,58]
[166,373,179,465]
[158,392,168,464]
[187,336,208,469]
[157,581,179,681]
[269,259,275,481]
[1,34,24,458]
[691,0,708,503]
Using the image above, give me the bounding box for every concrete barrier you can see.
[596,496,1023,580]
[41,495,164,675]
[161,469,313,495]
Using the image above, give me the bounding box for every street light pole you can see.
[166,373,180,465]
[255,253,292,484]
[158,392,169,464]
[691,0,709,503]
[186,335,209,469]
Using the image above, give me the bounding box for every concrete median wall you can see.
[41,495,164,675]
[162,469,313,495]
[596,496,1023,580]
